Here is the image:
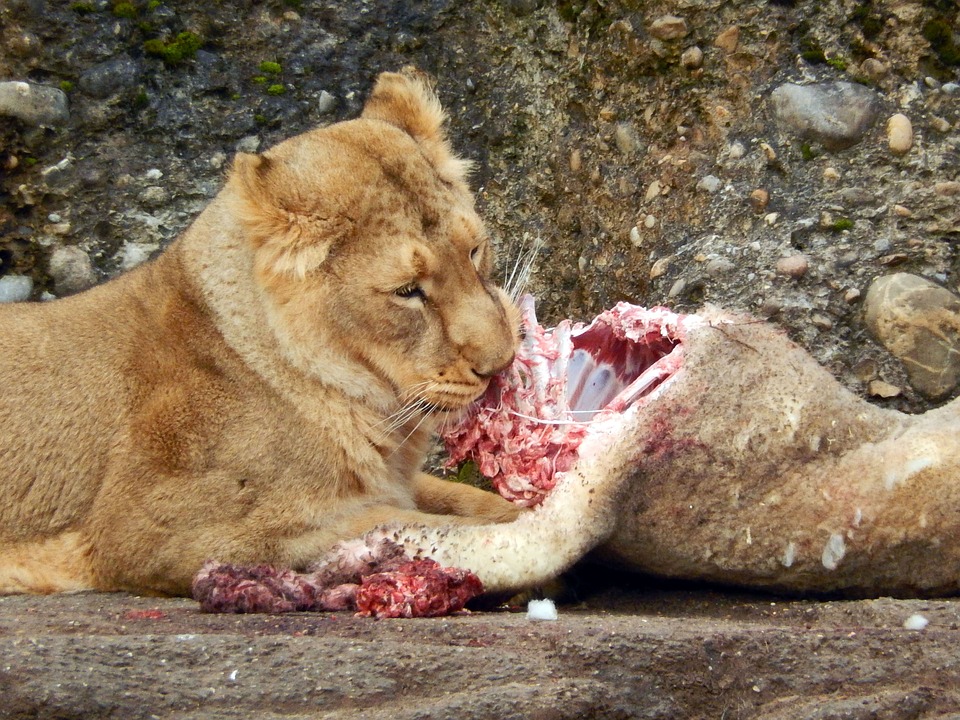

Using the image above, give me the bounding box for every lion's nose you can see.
[471,351,516,379]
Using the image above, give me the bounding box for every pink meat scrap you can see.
[193,539,484,618]
[443,299,586,506]
[355,559,484,618]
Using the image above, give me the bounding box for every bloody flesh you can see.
[443,296,688,506]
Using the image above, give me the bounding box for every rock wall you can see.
[1,0,958,411]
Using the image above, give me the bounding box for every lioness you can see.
[0,69,524,596]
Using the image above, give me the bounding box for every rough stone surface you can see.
[770,81,881,150]
[0,81,68,126]
[2,590,960,720]
[864,273,960,400]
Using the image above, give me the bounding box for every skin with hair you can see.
[0,70,526,596]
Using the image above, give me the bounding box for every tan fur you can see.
[0,69,522,596]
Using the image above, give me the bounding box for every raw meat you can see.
[443,295,688,506]
[193,539,484,617]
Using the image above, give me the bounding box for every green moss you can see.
[827,56,848,70]
[258,61,282,75]
[850,4,884,39]
[800,142,817,161]
[254,113,268,125]
[252,75,268,84]
[138,21,153,32]
[923,19,960,66]
[69,1,96,14]
[112,2,137,19]
[144,31,202,65]
[266,84,286,96]
[830,217,854,232]
[922,19,953,47]
[133,89,149,108]
[799,35,827,64]
[557,0,587,23]
[24,157,38,167]
[147,0,162,9]
[59,80,74,93]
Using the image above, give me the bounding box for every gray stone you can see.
[0,275,33,303]
[696,174,722,193]
[48,246,97,296]
[770,81,880,151]
[0,81,68,127]
[78,56,141,99]
[864,273,960,399]
[316,90,337,115]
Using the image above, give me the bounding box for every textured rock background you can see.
[0,0,958,410]
[2,2,960,714]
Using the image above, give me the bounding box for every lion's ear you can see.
[361,68,472,184]
[230,152,345,279]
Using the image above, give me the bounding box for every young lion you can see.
[0,70,526,596]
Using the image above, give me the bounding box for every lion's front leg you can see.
[412,473,524,524]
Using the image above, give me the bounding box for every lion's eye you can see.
[470,245,483,267]
[395,283,425,301]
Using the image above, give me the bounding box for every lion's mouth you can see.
[442,296,690,506]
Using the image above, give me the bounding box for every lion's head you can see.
[228,70,520,416]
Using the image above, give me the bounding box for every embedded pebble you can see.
[706,258,735,276]
[614,123,638,155]
[649,256,671,279]
[823,167,840,182]
[749,188,769,211]
[886,113,913,155]
[119,243,160,270]
[931,116,951,133]
[569,149,582,172]
[869,380,901,398]
[78,57,141,99]
[236,135,261,154]
[697,175,722,193]
[935,181,960,196]
[668,278,686,297]
[728,141,746,159]
[714,26,739,53]
[680,46,703,69]
[770,82,880,150]
[776,255,808,278]
[864,273,960,399]
[316,90,337,115]
[48,246,97,296]
[0,275,34,303]
[649,15,688,40]
[139,186,168,207]
[643,214,657,229]
[0,81,69,127]
[859,58,888,81]
[942,83,959,96]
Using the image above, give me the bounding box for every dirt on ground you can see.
[3,576,960,719]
